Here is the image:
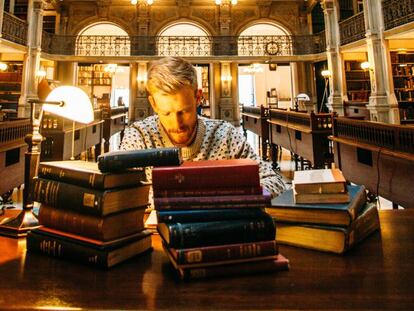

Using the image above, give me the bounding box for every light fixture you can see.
[243,63,264,73]
[104,63,118,74]
[320,69,331,113]
[294,93,310,112]
[0,62,8,71]
[131,0,154,4]
[321,69,331,78]
[0,86,94,238]
[215,0,237,5]
[360,61,372,71]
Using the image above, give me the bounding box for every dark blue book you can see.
[156,208,267,223]
[265,185,366,226]
[157,214,276,249]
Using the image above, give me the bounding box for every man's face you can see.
[149,85,198,146]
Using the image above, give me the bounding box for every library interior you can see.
[0,0,414,309]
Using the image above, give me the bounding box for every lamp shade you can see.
[44,86,94,124]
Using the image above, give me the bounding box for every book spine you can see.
[32,178,104,216]
[154,193,270,208]
[98,148,182,173]
[152,165,260,190]
[153,186,262,198]
[156,208,266,223]
[161,215,276,248]
[155,202,269,211]
[38,205,144,240]
[179,255,289,280]
[173,240,279,265]
[27,231,110,268]
[38,165,105,189]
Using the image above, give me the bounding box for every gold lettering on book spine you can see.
[185,250,202,263]
[83,193,96,208]
[89,174,96,188]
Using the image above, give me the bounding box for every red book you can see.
[153,185,262,198]
[152,159,260,191]
[154,190,271,210]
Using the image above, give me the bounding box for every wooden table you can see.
[0,210,413,309]
[241,105,269,160]
[268,109,333,169]
[331,117,414,209]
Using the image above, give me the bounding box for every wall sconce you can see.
[361,61,372,71]
[104,64,118,75]
[0,86,94,238]
[0,62,8,71]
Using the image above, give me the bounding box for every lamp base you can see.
[0,209,39,238]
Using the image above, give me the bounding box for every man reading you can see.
[120,57,285,197]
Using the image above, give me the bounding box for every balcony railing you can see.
[383,0,414,30]
[41,33,326,57]
[1,12,28,46]
[339,12,366,45]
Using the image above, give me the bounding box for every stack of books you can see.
[266,168,380,254]
[152,159,290,280]
[26,160,153,268]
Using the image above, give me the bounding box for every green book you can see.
[275,202,380,254]
[265,185,366,226]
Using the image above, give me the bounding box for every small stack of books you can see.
[26,160,153,268]
[152,159,290,280]
[266,168,380,254]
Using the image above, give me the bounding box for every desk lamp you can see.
[294,93,310,111]
[0,86,94,238]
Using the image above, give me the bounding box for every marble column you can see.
[363,0,399,123]
[322,0,345,116]
[18,0,44,118]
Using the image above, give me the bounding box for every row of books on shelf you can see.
[393,64,414,77]
[394,77,414,89]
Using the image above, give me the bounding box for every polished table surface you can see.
[0,209,413,310]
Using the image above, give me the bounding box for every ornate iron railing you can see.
[1,12,28,46]
[339,12,366,45]
[383,0,414,30]
[40,33,326,57]
[76,35,131,56]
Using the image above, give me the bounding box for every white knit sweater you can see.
[120,115,285,197]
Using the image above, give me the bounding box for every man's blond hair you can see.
[146,57,198,95]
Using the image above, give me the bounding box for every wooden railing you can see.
[269,109,333,131]
[333,117,414,154]
[339,12,366,45]
[0,118,31,151]
[383,0,414,30]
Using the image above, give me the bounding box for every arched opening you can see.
[157,22,212,57]
[76,23,130,56]
[238,22,291,56]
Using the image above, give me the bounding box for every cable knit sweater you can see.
[120,115,285,197]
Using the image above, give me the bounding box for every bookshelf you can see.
[390,51,414,125]
[0,62,23,119]
[344,60,371,120]
[77,63,112,108]
[200,65,211,118]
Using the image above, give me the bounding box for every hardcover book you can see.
[157,214,276,249]
[293,168,347,194]
[294,190,350,204]
[266,185,366,226]
[38,160,146,190]
[27,229,153,268]
[167,239,279,265]
[156,208,267,223]
[32,178,150,216]
[153,185,262,198]
[275,202,380,254]
[154,190,271,210]
[97,148,182,173]
[38,205,146,241]
[166,251,289,280]
[152,159,260,191]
